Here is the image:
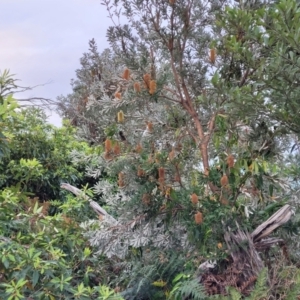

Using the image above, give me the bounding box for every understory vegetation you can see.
[1,0,300,299]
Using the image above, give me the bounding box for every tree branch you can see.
[60,183,118,224]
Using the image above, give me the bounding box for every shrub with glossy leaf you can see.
[0,107,92,202]
[0,187,123,299]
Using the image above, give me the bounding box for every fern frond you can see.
[169,278,206,300]
[286,271,300,300]
[246,268,269,300]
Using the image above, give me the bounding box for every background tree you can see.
[0,107,92,203]
[0,73,124,299]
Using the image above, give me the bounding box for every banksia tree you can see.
[60,0,287,255]
[58,0,299,296]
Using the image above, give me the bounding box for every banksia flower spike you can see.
[194,211,203,224]
[142,193,151,205]
[158,167,165,190]
[114,92,121,100]
[158,167,165,181]
[165,187,172,199]
[113,143,121,155]
[221,197,229,205]
[117,110,124,123]
[136,143,143,153]
[168,148,175,161]
[147,121,153,133]
[104,152,113,160]
[143,73,151,89]
[209,48,216,64]
[134,82,141,93]
[122,68,130,80]
[227,154,235,168]
[137,166,145,177]
[191,193,198,205]
[220,174,228,187]
[118,172,125,187]
[104,139,112,152]
[149,80,157,95]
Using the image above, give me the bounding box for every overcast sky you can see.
[0,0,111,126]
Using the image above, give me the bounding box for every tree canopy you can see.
[1,0,300,298]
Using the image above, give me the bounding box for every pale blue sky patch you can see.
[0,0,111,126]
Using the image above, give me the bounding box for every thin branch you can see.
[60,183,118,224]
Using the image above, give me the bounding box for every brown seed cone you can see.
[194,211,203,224]
[227,154,235,168]
[191,193,198,205]
[220,174,229,187]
